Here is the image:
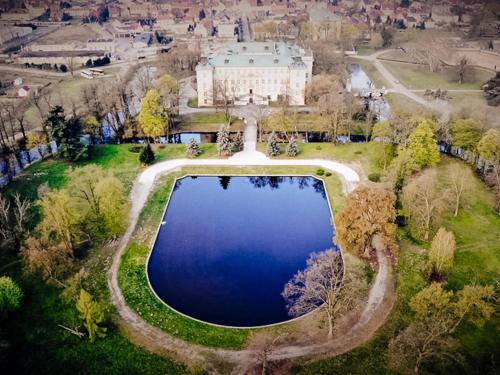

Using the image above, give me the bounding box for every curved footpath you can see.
[107,150,395,374]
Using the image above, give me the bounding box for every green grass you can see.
[2,234,187,375]
[381,61,491,90]
[385,93,432,114]
[256,142,394,176]
[118,165,345,349]
[295,157,500,374]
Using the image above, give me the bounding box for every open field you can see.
[36,23,110,44]
[381,61,492,90]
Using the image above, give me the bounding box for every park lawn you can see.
[256,142,394,176]
[3,144,218,201]
[295,157,500,374]
[385,92,431,114]
[119,165,344,350]
[1,227,187,375]
[381,61,491,90]
[349,59,389,89]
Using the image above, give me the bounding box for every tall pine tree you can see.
[267,131,280,157]
[46,106,87,161]
[217,126,232,156]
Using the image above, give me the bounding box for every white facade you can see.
[196,42,313,107]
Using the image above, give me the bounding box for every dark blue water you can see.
[147,176,335,327]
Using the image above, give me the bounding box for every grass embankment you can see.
[381,61,491,90]
[118,165,344,349]
[257,142,393,177]
[294,157,500,374]
[175,113,245,133]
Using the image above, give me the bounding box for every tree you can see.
[265,110,294,142]
[449,118,483,152]
[483,72,500,106]
[455,56,470,84]
[76,289,107,342]
[232,131,244,153]
[445,162,474,217]
[0,276,22,315]
[286,137,299,157]
[38,188,81,252]
[138,89,166,142]
[156,74,180,133]
[212,79,234,125]
[216,126,232,157]
[83,116,101,144]
[402,169,451,241]
[186,138,201,157]
[46,106,87,161]
[407,119,440,170]
[388,283,495,374]
[305,74,342,105]
[334,186,397,260]
[266,131,280,157]
[67,165,128,238]
[249,330,287,375]
[371,120,392,143]
[381,27,394,47]
[21,237,73,287]
[282,250,352,338]
[0,193,31,252]
[427,228,456,280]
[139,143,155,165]
[477,129,500,163]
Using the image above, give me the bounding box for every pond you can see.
[147,176,336,327]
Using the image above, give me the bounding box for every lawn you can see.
[294,157,500,374]
[381,61,491,90]
[118,165,344,349]
[256,142,394,177]
[385,92,431,114]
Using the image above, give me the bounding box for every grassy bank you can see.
[118,165,344,349]
[294,157,500,374]
[176,113,245,133]
[256,142,394,177]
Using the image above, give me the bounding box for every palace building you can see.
[196,42,313,107]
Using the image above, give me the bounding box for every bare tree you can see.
[0,193,32,251]
[402,169,452,241]
[456,56,470,84]
[445,163,473,217]
[254,105,272,142]
[248,331,288,375]
[213,78,235,125]
[282,250,354,339]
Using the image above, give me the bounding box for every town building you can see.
[196,42,313,107]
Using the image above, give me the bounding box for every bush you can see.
[139,144,155,165]
[0,276,22,315]
[316,169,325,176]
[316,145,322,150]
[325,171,332,177]
[368,173,381,182]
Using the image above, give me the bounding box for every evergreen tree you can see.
[139,143,155,164]
[407,119,440,170]
[217,126,232,156]
[186,138,201,157]
[267,131,281,157]
[0,276,22,316]
[232,131,244,152]
[286,137,299,157]
[46,106,87,161]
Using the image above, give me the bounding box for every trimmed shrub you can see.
[139,143,155,165]
[316,169,325,176]
[368,173,381,182]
